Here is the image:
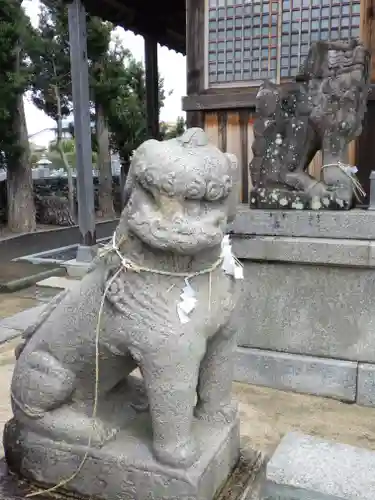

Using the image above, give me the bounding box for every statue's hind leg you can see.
[11,350,144,448]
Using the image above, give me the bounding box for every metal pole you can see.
[68,0,96,262]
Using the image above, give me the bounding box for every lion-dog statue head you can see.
[119,127,240,256]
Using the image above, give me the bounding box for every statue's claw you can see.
[153,437,199,469]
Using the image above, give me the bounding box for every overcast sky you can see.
[22,0,187,146]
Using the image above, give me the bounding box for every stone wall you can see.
[229,207,375,408]
[0,176,123,226]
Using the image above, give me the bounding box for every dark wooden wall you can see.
[204,110,256,203]
[357,100,375,205]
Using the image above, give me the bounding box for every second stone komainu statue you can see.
[3,128,242,500]
[250,39,370,210]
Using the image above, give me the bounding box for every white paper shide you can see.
[177,279,198,324]
[176,235,243,324]
[221,235,244,280]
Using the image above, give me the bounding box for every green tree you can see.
[161,116,186,140]
[87,17,115,217]
[47,137,97,170]
[29,143,43,168]
[30,0,168,218]
[105,50,167,169]
[27,1,76,217]
[0,0,36,232]
[30,3,117,218]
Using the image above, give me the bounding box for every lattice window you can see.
[280,0,361,78]
[206,0,361,85]
[207,0,279,84]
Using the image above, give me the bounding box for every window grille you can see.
[207,0,361,85]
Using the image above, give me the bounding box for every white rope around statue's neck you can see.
[100,231,224,278]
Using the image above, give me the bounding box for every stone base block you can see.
[229,207,375,240]
[234,347,357,402]
[249,188,349,210]
[63,258,92,278]
[357,363,375,407]
[263,432,375,500]
[4,414,240,500]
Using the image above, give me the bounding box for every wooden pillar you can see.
[144,35,160,139]
[68,0,96,261]
[186,0,205,129]
[360,0,374,74]
[356,0,375,205]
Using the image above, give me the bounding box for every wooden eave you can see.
[74,0,186,54]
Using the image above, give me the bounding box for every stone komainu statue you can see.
[250,39,370,210]
[4,128,242,500]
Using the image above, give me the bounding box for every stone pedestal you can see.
[229,208,375,406]
[63,258,92,278]
[4,414,240,500]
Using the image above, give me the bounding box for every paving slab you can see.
[0,328,20,346]
[0,295,39,320]
[36,276,79,289]
[13,285,61,303]
[264,432,375,500]
[0,305,46,332]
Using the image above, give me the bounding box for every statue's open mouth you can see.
[125,186,227,254]
[128,216,224,254]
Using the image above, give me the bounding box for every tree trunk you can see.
[96,101,115,218]
[7,97,36,233]
[120,160,131,209]
[52,84,76,222]
[56,144,76,221]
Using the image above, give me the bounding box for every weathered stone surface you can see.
[233,235,371,268]
[357,363,375,407]
[233,261,375,363]
[249,188,347,211]
[250,40,370,210]
[0,219,118,263]
[229,207,375,241]
[63,258,93,278]
[234,348,357,402]
[5,415,240,500]
[36,276,78,289]
[0,328,20,346]
[263,432,375,500]
[3,128,242,500]
[0,451,266,500]
[0,306,46,332]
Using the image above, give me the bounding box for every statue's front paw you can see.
[307,181,331,198]
[153,438,199,469]
[195,402,238,425]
